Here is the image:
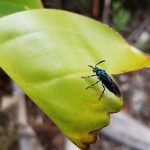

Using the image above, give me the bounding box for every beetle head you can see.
[88,65,98,73]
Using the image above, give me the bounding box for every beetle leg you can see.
[86,81,100,89]
[81,75,96,78]
[99,84,105,100]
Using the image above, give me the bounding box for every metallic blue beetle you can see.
[82,60,121,100]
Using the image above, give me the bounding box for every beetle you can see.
[82,60,121,100]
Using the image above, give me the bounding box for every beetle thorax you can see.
[95,68,105,77]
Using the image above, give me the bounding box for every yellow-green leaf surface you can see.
[0,9,150,149]
[0,0,43,17]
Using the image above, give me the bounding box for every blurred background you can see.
[0,0,150,150]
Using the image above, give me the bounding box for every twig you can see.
[1,82,43,150]
[101,111,150,150]
[102,0,111,23]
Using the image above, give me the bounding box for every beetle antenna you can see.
[95,60,105,67]
[88,65,94,69]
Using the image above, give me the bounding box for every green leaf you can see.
[0,10,149,149]
[0,0,42,17]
